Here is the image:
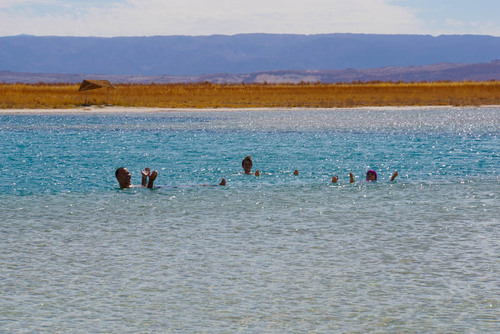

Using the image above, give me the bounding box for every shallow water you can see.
[1,107,499,332]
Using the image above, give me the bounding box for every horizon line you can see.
[2,32,500,39]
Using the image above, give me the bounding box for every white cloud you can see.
[1,0,499,37]
[0,0,424,36]
[0,0,64,8]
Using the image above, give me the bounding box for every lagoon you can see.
[1,107,499,332]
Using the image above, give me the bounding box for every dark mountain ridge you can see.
[1,33,500,76]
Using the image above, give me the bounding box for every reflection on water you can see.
[0,107,499,332]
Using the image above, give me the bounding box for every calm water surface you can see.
[1,107,499,332]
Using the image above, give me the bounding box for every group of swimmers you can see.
[115,155,399,188]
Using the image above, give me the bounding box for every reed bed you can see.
[1,81,499,109]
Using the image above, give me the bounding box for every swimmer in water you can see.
[331,170,398,183]
[242,156,298,177]
[115,167,157,188]
[242,156,260,176]
[115,167,226,188]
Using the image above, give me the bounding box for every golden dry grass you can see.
[1,81,499,109]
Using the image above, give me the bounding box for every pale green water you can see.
[1,108,499,332]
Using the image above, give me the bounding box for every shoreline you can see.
[1,105,500,114]
[3,82,498,110]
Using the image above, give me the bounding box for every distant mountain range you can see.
[1,33,500,78]
[1,61,500,84]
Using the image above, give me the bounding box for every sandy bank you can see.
[1,105,500,114]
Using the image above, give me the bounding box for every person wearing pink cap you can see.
[331,170,398,183]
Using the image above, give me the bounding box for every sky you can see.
[0,0,499,37]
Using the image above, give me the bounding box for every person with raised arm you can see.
[331,170,398,183]
[115,167,158,188]
[115,167,225,188]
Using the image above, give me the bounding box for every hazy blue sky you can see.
[0,0,498,37]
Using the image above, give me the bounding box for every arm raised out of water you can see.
[141,167,151,187]
[349,172,355,183]
[147,170,158,188]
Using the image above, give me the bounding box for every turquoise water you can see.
[1,108,499,332]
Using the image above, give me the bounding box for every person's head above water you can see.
[366,169,377,181]
[115,166,158,188]
[115,167,132,188]
[242,155,253,174]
